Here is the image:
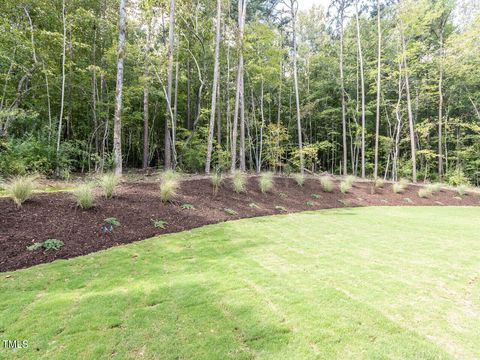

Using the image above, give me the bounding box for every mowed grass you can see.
[1,207,480,359]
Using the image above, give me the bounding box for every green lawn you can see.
[1,207,479,359]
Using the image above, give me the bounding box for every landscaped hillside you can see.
[1,207,479,359]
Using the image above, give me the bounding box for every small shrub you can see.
[104,217,121,227]
[6,175,37,207]
[392,180,408,194]
[224,208,237,215]
[404,197,413,203]
[446,169,469,186]
[249,203,260,209]
[161,170,181,182]
[375,178,385,188]
[100,173,120,198]
[278,192,287,198]
[28,239,64,251]
[210,172,223,195]
[399,178,410,187]
[457,185,467,196]
[152,219,168,229]
[319,176,334,192]
[259,172,274,194]
[101,217,120,237]
[311,194,321,199]
[293,173,305,187]
[418,187,432,198]
[160,178,179,203]
[344,175,355,187]
[232,170,246,193]
[306,201,315,207]
[74,184,94,209]
[181,203,195,210]
[340,180,352,194]
[275,205,287,212]
[428,183,442,193]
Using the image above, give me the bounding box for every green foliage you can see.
[100,173,120,199]
[152,219,168,229]
[6,175,37,207]
[232,171,246,193]
[319,176,334,192]
[293,173,305,187]
[427,183,442,193]
[28,239,64,251]
[210,172,223,195]
[224,208,238,215]
[306,201,315,207]
[456,185,467,196]
[181,203,195,210]
[311,194,321,199]
[74,184,94,209]
[446,169,469,186]
[104,218,121,227]
[258,172,274,193]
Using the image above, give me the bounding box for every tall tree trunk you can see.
[56,0,67,175]
[164,0,175,169]
[239,0,247,171]
[438,31,444,179]
[339,8,347,175]
[113,0,126,175]
[143,25,151,169]
[291,0,304,174]
[205,0,222,174]
[374,0,381,179]
[355,1,366,178]
[401,32,417,183]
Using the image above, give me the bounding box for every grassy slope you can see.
[1,207,479,359]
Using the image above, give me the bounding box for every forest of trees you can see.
[1,0,479,184]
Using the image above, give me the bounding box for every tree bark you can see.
[205,0,222,174]
[374,0,381,179]
[56,0,67,175]
[355,1,366,178]
[164,0,175,169]
[339,6,347,175]
[113,0,126,175]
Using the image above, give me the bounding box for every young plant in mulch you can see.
[418,187,433,198]
[210,172,223,195]
[275,206,287,213]
[74,183,95,209]
[258,172,274,194]
[306,201,315,207]
[340,180,352,194]
[278,192,288,198]
[27,239,64,251]
[224,208,238,215]
[456,185,467,196]
[249,203,260,209]
[232,170,246,193]
[319,176,334,192]
[404,198,413,204]
[152,219,168,229]
[374,178,385,188]
[6,175,37,208]
[293,173,305,187]
[181,203,195,210]
[160,171,181,203]
[101,218,121,238]
[311,194,321,199]
[99,173,120,198]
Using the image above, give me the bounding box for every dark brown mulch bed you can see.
[1,176,478,272]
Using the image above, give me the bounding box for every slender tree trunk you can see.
[56,0,67,175]
[401,31,417,183]
[205,0,222,174]
[291,0,304,174]
[438,31,444,179]
[355,1,366,178]
[339,8,347,175]
[164,0,175,169]
[374,0,381,179]
[143,26,151,169]
[113,0,126,175]
[239,0,247,171]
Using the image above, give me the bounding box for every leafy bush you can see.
[340,180,352,194]
[6,175,37,207]
[74,183,94,209]
[446,169,469,186]
[457,185,467,196]
[100,173,120,198]
[319,176,334,192]
[232,170,246,193]
[27,239,64,251]
[181,203,195,210]
[259,172,274,193]
[418,187,432,198]
[293,173,305,187]
[224,208,238,215]
[311,194,321,199]
[210,172,223,195]
[152,219,168,229]
[104,217,121,227]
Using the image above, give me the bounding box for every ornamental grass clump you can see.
[100,173,120,198]
[392,178,409,194]
[232,170,246,193]
[293,173,305,187]
[418,187,433,198]
[259,172,274,193]
[74,183,94,209]
[319,176,334,192]
[210,172,223,195]
[428,183,442,194]
[344,175,355,187]
[160,171,180,203]
[375,178,385,188]
[6,175,37,207]
[340,180,352,194]
[456,184,467,196]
